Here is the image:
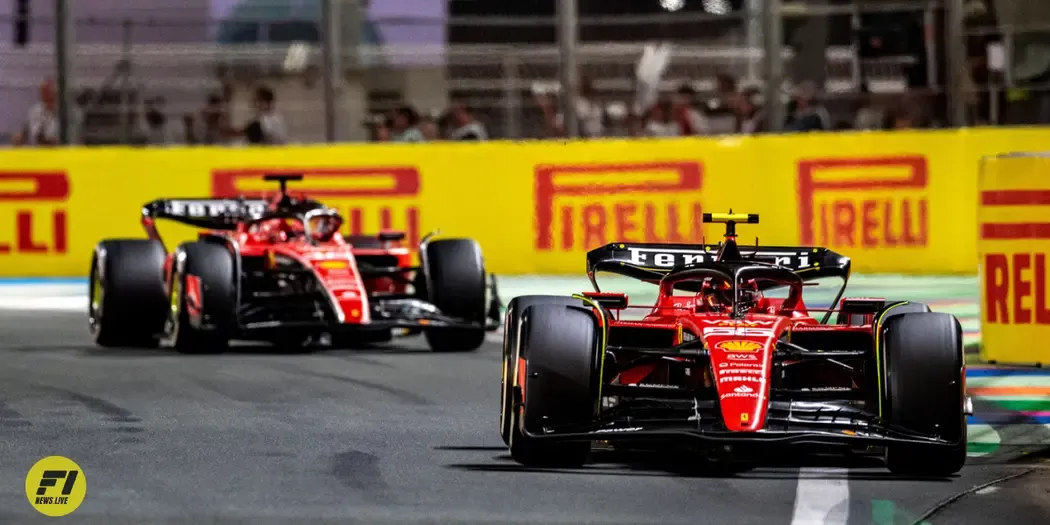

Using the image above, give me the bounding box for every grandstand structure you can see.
[0,0,1036,142]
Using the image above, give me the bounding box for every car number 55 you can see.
[702,327,775,337]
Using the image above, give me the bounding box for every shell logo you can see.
[715,340,762,352]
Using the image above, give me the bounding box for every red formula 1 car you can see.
[88,175,500,353]
[501,212,970,476]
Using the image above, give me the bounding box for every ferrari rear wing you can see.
[585,242,850,280]
[140,198,269,250]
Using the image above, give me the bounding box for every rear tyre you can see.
[168,241,237,354]
[501,295,581,445]
[881,312,967,477]
[509,304,598,468]
[420,238,487,352]
[88,239,167,348]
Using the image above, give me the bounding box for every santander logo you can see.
[734,384,753,393]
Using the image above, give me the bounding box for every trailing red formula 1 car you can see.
[501,212,971,476]
[89,175,500,353]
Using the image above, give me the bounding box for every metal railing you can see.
[1,0,1044,144]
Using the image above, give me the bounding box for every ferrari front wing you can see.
[518,400,964,449]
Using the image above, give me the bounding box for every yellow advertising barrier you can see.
[977,153,1050,365]
[2,127,1050,278]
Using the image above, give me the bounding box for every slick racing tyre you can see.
[510,303,599,468]
[501,295,581,446]
[874,301,931,325]
[419,238,487,352]
[167,241,237,354]
[881,312,967,477]
[88,239,168,348]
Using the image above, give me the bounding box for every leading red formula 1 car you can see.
[88,175,500,353]
[500,212,970,476]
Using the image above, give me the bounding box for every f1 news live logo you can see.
[212,167,422,245]
[797,156,928,249]
[25,456,87,517]
[0,171,69,255]
[981,188,1050,326]
[535,161,703,252]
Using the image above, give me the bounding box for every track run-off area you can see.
[0,276,1048,524]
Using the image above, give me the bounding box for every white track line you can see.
[0,296,85,311]
[791,467,850,525]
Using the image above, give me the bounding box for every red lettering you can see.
[614,203,638,242]
[379,208,392,230]
[0,172,68,201]
[985,253,1009,323]
[16,211,47,253]
[818,202,829,245]
[901,199,928,245]
[51,211,67,253]
[833,200,855,246]
[349,209,363,235]
[404,208,419,247]
[559,206,573,251]
[581,204,606,250]
[551,201,704,251]
[0,210,66,254]
[0,172,70,255]
[1013,253,1033,324]
[665,204,683,243]
[861,199,878,248]
[533,162,703,250]
[691,203,703,242]
[1037,254,1050,324]
[882,200,899,246]
[816,198,928,248]
[643,203,660,242]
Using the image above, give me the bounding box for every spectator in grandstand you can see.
[784,81,831,132]
[852,84,886,130]
[884,95,930,129]
[643,100,680,137]
[197,94,230,145]
[446,103,489,140]
[536,76,605,138]
[362,113,392,142]
[420,115,441,141]
[670,84,711,136]
[232,86,288,145]
[13,79,60,146]
[390,105,426,142]
[733,87,765,134]
[141,96,184,145]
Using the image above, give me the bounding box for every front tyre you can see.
[500,295,581,445]
[509,304,599,468]
[881,312,967,477]
[88,239,168,348]
[167,241,237,354]
[420,238,487,352]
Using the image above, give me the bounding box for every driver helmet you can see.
[699,278,733,311]
[307,214,340,242]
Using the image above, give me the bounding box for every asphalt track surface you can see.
[1,310,1048,525]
